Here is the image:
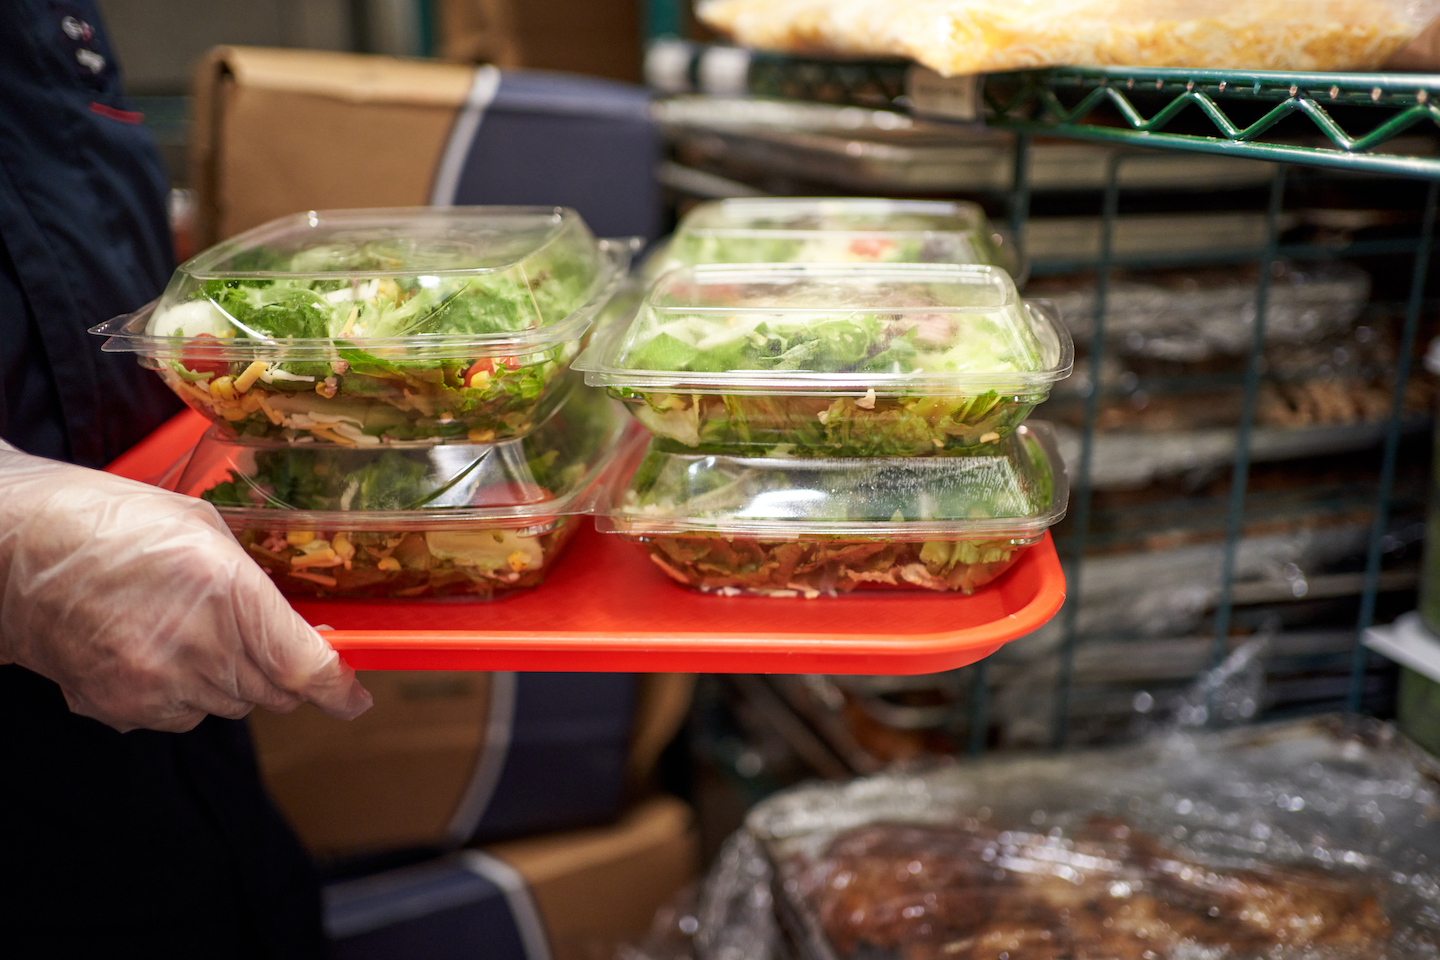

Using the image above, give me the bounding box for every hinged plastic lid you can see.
[575,263,1071,397]
[90,206,634,361]
[656,198,1012,271]
[596,421,1066,540]
[168,388,629,529]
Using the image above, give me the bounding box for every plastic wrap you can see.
[995,522,1375,646]
[698,0,1439,75]
[1052,420,1418,491]
[576,262,1071,457]
[1028,262,1372,363]
[166,387,628,599]
[92,207,632,443]
[697,832,788,960]
[595,422,1066,597]
[747,717,1440,960]
[616,832,788,960]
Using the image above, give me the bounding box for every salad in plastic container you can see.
[167,387,629,599]
[91,207,633,444]
[575,263,1070,457]
[595,421,1065,597]
[646,198,1021,278]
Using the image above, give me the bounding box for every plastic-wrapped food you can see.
[1051,419,1421,491]
[595,422,1065,597]
[1027,261,1372,363]
[576,263,1071,457]
[648,198,1018,278]
[698,0,1439,75]
[617,832,788,960]
[1047,382,1404,435]
[91,207,632,444]
[165,387,628,599]
[696,832,788,960]
[748,717,1440,960]
[1057,313,1404,402]
[1001,521,1375,644]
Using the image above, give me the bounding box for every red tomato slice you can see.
[181,333,231,379]
[464,356,521,387]
[848,237,893,260]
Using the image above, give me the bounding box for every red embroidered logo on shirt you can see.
[89,102,144,124]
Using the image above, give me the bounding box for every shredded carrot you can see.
[286,571,338,587]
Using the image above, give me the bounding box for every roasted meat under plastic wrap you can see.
[798,818,1390,959]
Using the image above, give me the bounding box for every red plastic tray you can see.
[107,411,1066,673]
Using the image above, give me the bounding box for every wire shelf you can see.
[689,45,1440,177]
[984,66,1440,179]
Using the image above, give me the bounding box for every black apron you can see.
[0,3,324,956]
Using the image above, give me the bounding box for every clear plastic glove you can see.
[0,441,372,732]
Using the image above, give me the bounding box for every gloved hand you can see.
[0,441,372,732]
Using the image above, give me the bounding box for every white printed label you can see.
[906,67,981,122]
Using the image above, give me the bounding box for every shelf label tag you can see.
[907,67,982,122]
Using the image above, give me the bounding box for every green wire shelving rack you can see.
[976,65,1440,747]
[983,66,1440,179]
[659,44,1440,753]
[742,55,1440,178]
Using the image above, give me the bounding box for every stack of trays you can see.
[578,198,1073,598]
[93,206,635,600]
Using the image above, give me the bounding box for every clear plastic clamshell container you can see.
[646,198,1021,278]
[167,387,629,600]
[595,421,1066,597]
[575,262,1071,457]
[91,206,633,444]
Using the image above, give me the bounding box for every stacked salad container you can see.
[640,197,1024,280]
[578,198,1073,598]
[92,206,635,600]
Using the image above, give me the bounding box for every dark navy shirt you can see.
[0,0,179,465]
[0,3,324,956]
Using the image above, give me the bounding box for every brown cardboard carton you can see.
[437,0,642,82]
[249,671,493,856]
[191,46,476,246]
[323,795,700,958]
[249,671,694,859]
[487,795,700,960]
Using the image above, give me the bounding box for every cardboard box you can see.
[437,0,643,83]
[249,671,693,859]
[191,46,661,246]
[250,671,495,856]
[324,796,699,960]
[486,796,698,960]
[191,46,474,246]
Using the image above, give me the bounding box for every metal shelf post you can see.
[1351,181,1440,711]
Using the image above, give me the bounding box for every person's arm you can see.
[0,440,371,732]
